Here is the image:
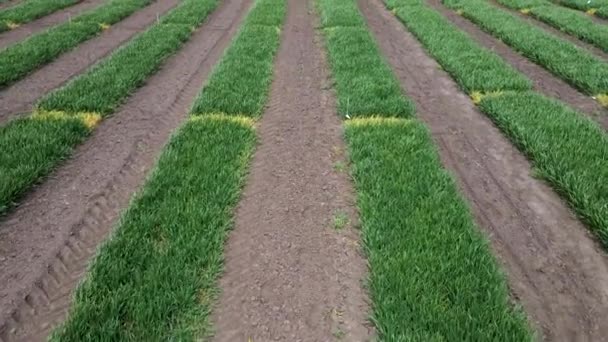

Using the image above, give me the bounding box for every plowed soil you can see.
[360,0,608,340]
[0,0,251,339]
[210,0,372,340]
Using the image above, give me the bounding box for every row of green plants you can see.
[319,0,535,340]
[553,0,608,18]
[51,0,286,339]
[388,0,608,248]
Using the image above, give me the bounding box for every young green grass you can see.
[390,2,531,94]
[50,115,257,341]
[318,0,534,339]
[0,0,220,215]
[49,0,285,338]
[495,0,608,53]
[479,92,608,247]
[553,0,608,11]
[332,210,349,230]
[191,0,285,117]
[0,0,80,32]
[443,0,608,101]
[0,0,156,87]
[345,118,533,341]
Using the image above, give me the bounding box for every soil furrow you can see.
[0,0,251,339]
[0,0,105,50]
[210,0,371,340]
[426,0,608,129]
[360,0,608,340]
[0,0,25,11]
[0,0,180,126]
[489,0,608,60]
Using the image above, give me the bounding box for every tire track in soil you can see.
[0,0,180,126]
[210,0,372,340]
[0,0,105,50]
[489,0,608,61]
[426,0,608,129]
[0,0,251,339]
[360,0,608,340]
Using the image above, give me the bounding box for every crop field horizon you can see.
[0,0,607,340]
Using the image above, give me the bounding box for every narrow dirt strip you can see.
[0,0,104,50]
[361,0,608,340]
[489,0,608,59]
[210,0,371,340]
[0,0,179,125]
[426,0,608,128]
[0,0,251,339]
[0,0,21,11]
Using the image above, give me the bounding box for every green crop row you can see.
[0,0,80,32]
[0,0,220,215]
[50,0,286,339]
[318,0,534,340]
[444,0,608,102]
[387,0,608,250]
[0,0,158,87]
[496,0,608,53]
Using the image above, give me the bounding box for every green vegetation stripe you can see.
[0,0,79,32]
[553,0,608,11]
[190,0,285,117]
[0,0,220,216]
[391,2,531,93]
[318,0,533,339]
[51,116,257,341]
[345,119,533,341]
[479,92,608,247]
[443,0,608,96]
[496,0,608,53]
[317,0,415,118]
[0,0,156,87]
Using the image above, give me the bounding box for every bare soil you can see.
[0,0,105,50]
[0,0,180,125]
[360,0,608,340]
[0,0,251,339]
[210,0,372,340]
[489,0,608,61]
[0,0,24,11]
[426,0,608,130]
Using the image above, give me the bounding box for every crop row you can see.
[0,0,79,32]
[50,0,286,339]
[388,0,608,248]
[0,0,220,214]
[318,0,534,340]
[496,0,608,53]
[443,0,608,104]
[554,0,608,18]
[0,0,161,87]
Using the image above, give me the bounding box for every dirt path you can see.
[426,0,608,129]
[0,0,24,11]
[360,0,608,340]
[210,0,371,340]
[0,0,180,126]
[0,0,105,50]
[0,0,251,339]
[489,0,608,60]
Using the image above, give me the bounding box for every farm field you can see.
[0,0,607,340]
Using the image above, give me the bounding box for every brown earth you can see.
[360,0,608,340]
[0,0,105,50]
[0,0,251,339]
[0,0,180,125]
[0,0,24,11]
[210,0,372,340]
[489,0,608,61]
[426,0,608,130]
